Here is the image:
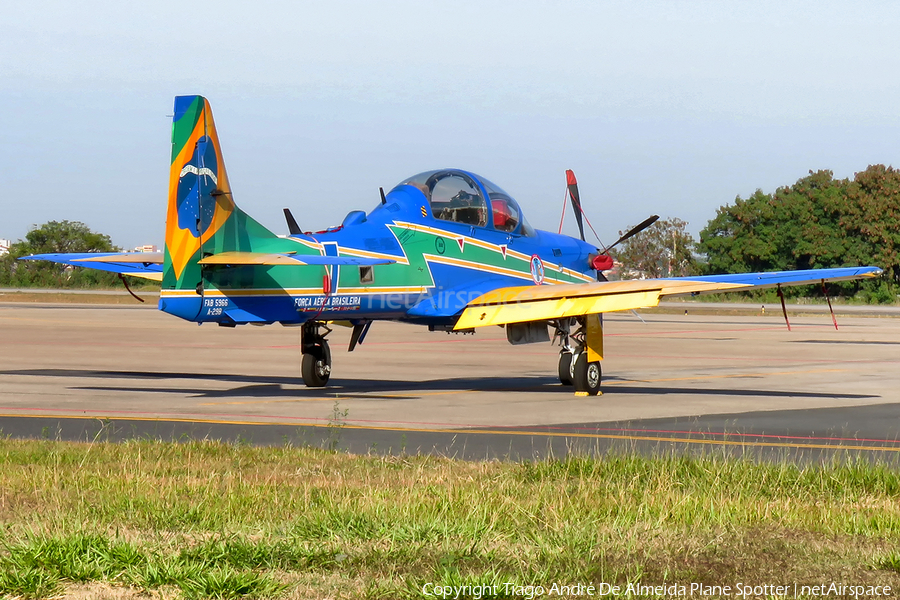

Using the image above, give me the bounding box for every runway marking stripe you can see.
[1,413,899,454]
[532,424,900,445]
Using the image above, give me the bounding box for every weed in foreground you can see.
[326,399,349,451]
[179,566,286,600]
[0,565,59,599]
[0,533,145,582]
[0,533,285,599]
[877,552,900,573]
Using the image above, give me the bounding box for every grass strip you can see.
[2,439,900,598]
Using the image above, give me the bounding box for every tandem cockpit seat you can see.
[392,169,535,236]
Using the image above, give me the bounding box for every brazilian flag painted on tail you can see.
[164,95,281,292]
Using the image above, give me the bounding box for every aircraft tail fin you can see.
[163,95,279,290]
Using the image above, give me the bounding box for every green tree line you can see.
[0,221,126,288]
[613,165,898,303]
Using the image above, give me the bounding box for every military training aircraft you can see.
[24,95,883,395]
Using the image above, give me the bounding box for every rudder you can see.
[163,95,278,292]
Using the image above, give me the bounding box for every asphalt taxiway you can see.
[1,300,899,461]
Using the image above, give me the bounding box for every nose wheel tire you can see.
[572,352,602,395]
[558,351,574,386]
[301,341,332,387]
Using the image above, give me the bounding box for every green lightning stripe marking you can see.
[389,221,593,284]
[423,254,552,283]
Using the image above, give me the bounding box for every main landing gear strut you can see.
[554,314,604,396]
[301,321,332,387]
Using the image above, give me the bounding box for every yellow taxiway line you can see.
[0,411,897,454]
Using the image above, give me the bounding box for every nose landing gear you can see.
[301,321,332,387]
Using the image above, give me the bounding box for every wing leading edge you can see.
[454,266,883,329]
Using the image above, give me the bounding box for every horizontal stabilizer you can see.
[21,253,164,281]
[197,251,395,266]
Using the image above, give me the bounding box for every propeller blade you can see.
[283,208,302,235]
[604,215,659,252]
[565,169,585,242]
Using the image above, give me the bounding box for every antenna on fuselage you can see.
[283,208,302,235]
[379,187,386,205]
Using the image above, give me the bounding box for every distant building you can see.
[0,239,10,256]
[133,244,158,253]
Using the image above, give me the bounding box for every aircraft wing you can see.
[20,252,164,281]
[454,266,883,329]
[197,251,395,266]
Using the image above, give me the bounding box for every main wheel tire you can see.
[301,344,331,387]
[572,353,602,395]
[558,351,574,385]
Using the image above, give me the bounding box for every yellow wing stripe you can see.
[455,279,751,329]
[73,253,164,264]
[124,272,163,282]
[455,290,662,329]
[465,279,748,306]
[198,252,299,265]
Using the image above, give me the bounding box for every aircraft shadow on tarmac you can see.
[0,368,879,401]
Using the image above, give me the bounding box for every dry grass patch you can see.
[57,582,176,599]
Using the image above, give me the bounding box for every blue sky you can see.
[2,0,899,249]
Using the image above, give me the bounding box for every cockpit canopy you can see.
[392,169,535,236]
